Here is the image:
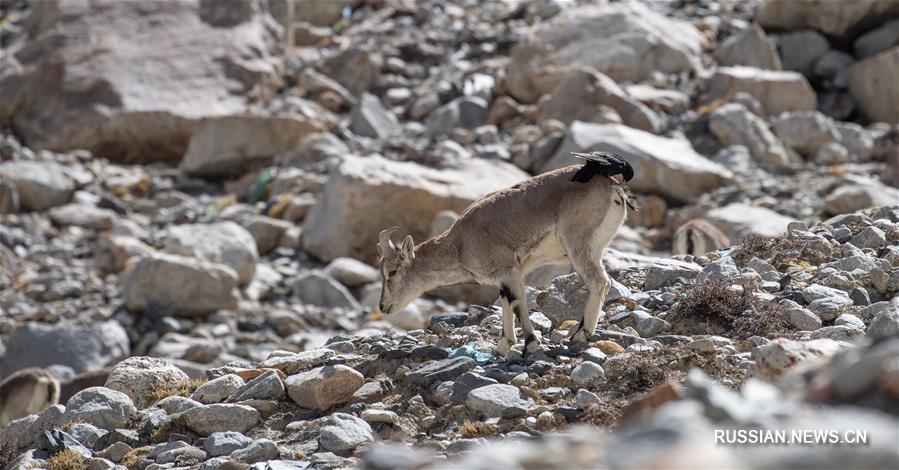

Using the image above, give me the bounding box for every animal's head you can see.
[377,227,418,314]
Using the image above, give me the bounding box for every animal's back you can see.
[452,165,616,254]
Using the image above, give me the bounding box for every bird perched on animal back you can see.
[570,151,635,183]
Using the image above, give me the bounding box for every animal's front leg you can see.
[497,290,517,357]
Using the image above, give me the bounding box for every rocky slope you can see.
[0,0,898,469]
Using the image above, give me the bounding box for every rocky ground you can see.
[1,0,898,469]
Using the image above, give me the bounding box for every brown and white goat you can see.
[377,152,634,357]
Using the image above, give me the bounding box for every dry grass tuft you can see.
[120,446,152,470]
[145,378,206,403]
[666,278,791,340]
[459,420,498,438]
[46,449,87,470]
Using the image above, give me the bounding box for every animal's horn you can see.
[378,226,399,253]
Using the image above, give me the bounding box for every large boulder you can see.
[179,116,325,177]
[160,221,258,286]
[708,103,790,166]
[536,69,660,133]
[104,356,191,409]
[713,23,782,70]
[0,321,129,377]
[849,46,899,124]
[539,122,732,203]
[0,0,282,162]
[706,67,817,116]
[0,161,75,211]
[303,154,528,263]
[505,2,704,103]
[121,252,240,316]
[823,180,899,215]
[704,203,797,240]
[756,0,899,39]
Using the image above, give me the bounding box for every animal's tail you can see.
[569,151,635,183]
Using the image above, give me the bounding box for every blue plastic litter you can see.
[450,342,492,365]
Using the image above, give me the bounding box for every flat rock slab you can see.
[405,357,476,386]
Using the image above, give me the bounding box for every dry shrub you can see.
[46,449,87,470]
[667,278,791,339]
[145,379,205,403]
[459,420,498,438]
[121,446,152,470]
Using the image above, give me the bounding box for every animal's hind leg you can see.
[504,279,541,356]
[497,285,518,357]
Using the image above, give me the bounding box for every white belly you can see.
[520,230,568,274]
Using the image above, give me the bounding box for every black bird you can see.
[569,151,635,183]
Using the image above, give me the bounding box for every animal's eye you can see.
[388,269,398,277]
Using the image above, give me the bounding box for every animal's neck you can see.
[408,234,471,293]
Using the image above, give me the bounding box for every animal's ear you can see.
[399,235,415,263]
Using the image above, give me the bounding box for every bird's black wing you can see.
[570,151,635,183]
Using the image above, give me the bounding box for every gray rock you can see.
[426,96,488,136]
[405,357,476,386]
[121,252,239,316]
[707,66,817,116]
[350,93,402,139]
[642,258,702,290]
[319,413,375,453]
[294,272,361,310]
[451,372,499,404]
[360,409,399,424]
[867,308,899,340]
[191,374,244,404]
[536,69,661,133]
[834,122,874,161]
[230,370,286,401]
[583,347,608,365]
[62,387,136,430]
[231,438,279,463]
[156,445,207,465]
[849,47,899,124]
[570,361,605,386]
[67,423,107,450]
[259,349,335,375]
[181,404,261,436]
[787,307,823,331]
[285,365,365,411]
[854,18,899,58]
[156,396,202,414]
[323,258,379,288]
[161,221,258,286]
[834,314,865,330]
[771,111,840,157]
[751,338,845,381]
[823,182,899,215]
[810,325,865,342]
[850,287,871,306]
[850,226,887,249]
[814,142,850,167]
[708,103,789,166]
[105,356,191,409]
[705,203,797,241]
[465,384,533,418]
[776,30,830,76]
[48,203,117,230]
[633,310,671,337]
[240,215,293,255]
[0,321,129,377]
[758,0,899,38]
[714,23,782,69]
[0,161,75,211]
[204,431,253,457]
[575,389,601,409]
[506,2,703,100]
[701,256,740,281]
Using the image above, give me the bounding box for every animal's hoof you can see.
[524,332,542,355]
[571,329,589,345]
[497,336,515,357]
